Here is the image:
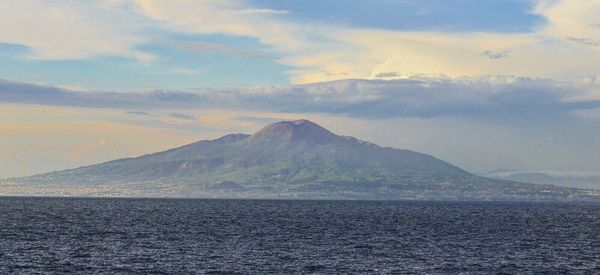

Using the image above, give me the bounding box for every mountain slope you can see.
[484,170,600,190]
[2,120,599,201]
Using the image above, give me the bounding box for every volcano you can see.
[2,119,598,201]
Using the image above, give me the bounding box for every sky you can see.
[1,0,600,178]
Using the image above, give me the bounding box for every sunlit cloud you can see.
[0,0,599,84]
[132,0,600,83]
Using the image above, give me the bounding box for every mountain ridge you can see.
[1,119,599,201]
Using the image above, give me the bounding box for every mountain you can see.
[2,119,599,201]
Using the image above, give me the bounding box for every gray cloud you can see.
[2,78,599,122]
[324,72,349,77]
[0,79,205,109]
[161,40,279,59]
[169,112,197,121]
[124,111,157,117]
[236,116,290,124]
[374,72,399,78]
[567,36,600,47]
[482,50,510,59]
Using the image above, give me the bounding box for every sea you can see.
[1,197,599,274]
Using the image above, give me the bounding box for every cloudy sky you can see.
[1,0,600,178]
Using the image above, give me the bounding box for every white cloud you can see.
[535,0,600,44]
[134,0,313,51]
[131,0,600,83]
[293,0,600,83]
[0,0,153,60]
[1,0,600,84]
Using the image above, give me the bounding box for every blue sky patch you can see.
[249,0,544,33]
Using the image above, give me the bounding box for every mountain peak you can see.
[290,119,313,125]
[250,119,339,144]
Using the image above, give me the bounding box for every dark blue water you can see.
[1,197,599,274]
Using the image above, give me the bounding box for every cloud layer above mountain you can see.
[2,77,599,122]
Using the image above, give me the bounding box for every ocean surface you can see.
[1,197,599,274]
